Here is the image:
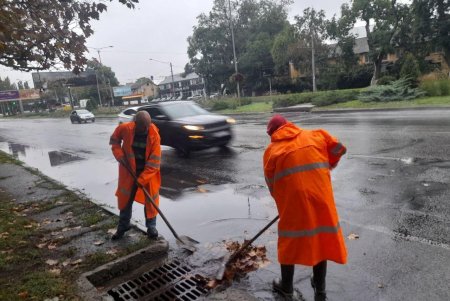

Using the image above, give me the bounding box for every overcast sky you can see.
[1,0,348,87]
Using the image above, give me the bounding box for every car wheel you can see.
[92,119,95,123]
[70,119,74,124]
[176,147,190,158]
[77,118,81,124]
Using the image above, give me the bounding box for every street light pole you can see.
[228,0,240,100]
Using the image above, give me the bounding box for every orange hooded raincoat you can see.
[110,122,161,219]
[263,122,347,266]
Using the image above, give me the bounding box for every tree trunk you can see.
[371,56,383,86]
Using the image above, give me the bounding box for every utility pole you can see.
[228,0,240,100]
[311,27,317,92]
[170,62,175,98]
[149,58,176,98]
[88,46,113,106]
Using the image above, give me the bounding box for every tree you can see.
[0,0,138,73]
[335,0,409,85]
[411,0,450,68]
[183,63,195,77]
[188,0,290,94]
[293,7,330,90]
[0,76,15,91]
[400,53,421,85]
[327,3,358,71]
[17,81,24,90]
[271,24,297,75]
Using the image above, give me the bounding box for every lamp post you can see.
[149,58,175,98]
[88,46,113,106]
[228,0,240,100]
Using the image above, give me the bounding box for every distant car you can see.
[118,101,235,157]
[70,109,95,123]
[118,106,140,123]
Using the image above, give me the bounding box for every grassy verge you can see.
[0,151,151,300]
[216,101,273,114]
[315,95,450,110]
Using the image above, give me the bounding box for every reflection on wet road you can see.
[1,110,449,300]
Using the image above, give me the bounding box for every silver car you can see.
[117,106,140,123]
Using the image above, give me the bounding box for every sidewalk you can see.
[0,151,164,300]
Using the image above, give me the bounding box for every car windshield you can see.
[163,103,209,119]
[77,110,90,114]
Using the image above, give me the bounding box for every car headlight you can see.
[226,118,236,124]
[183,125,204,131]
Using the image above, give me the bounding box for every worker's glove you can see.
[137,176,146,188]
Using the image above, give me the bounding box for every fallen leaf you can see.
[24,224,33,229]
[48,244,57,250]
[206,280,218,289]
[46,259,59,266]
[107,228,116,234]
[49,268,61,275]
[71,259,83,265]
[18,291,29,299]
[197,188,208,193]
[94,240,104,246]
[106,249,118,255]
[62,260,71,267]
[377,283,384,288]
[347,233,360,240]
[61,227,70,232]
[42,220,52,225]
[196,179,207,184]
[72,226,81,230]
[37,243,47,249]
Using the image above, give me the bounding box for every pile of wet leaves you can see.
[202,240,271,289]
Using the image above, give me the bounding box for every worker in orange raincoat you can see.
[109,111,161,240]
[263,115,347,301]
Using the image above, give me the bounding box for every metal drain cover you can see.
[107,259,208,300]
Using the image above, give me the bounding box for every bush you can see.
[400,53,421,86]
[359,78,426,102]
[377,75,396,85]
[420,79,450,96]
[240,98,252,106]
[272,88,362,108]
[85,99,98,111]
[211,101,230,111]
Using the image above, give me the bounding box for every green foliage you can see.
[0,0,137,72]
[359,78,426,102]
[188,0,290,94]
[377,75,397,85]
[85,99,98,111]
[420,79,450,96]
[212,101,231,111]
[0,76,16,91]
[400,54,421,85]
[273,88,362,108]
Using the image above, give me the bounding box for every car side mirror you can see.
[155,114,169,121]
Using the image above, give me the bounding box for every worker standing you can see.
[263,115,347,301]
[109,111,161,240]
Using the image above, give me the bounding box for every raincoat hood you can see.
[271,122,302,142]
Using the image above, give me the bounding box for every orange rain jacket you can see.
[110,122,161,219]
[263,122,347,266]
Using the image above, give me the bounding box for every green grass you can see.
[316,95,450,110]
[217,101,273,113]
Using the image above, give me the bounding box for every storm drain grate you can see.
[107,259,208,300]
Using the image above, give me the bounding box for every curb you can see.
[311,106,450,114]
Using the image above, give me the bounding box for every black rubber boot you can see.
[111,225,131,240]
[273,264,295,298]
[311,261,327,301]
[147,227,158,240]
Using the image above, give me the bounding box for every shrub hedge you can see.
[272,88,362,108]
[420,79,450,97]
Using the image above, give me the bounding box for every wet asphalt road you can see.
[0,110,449,301]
